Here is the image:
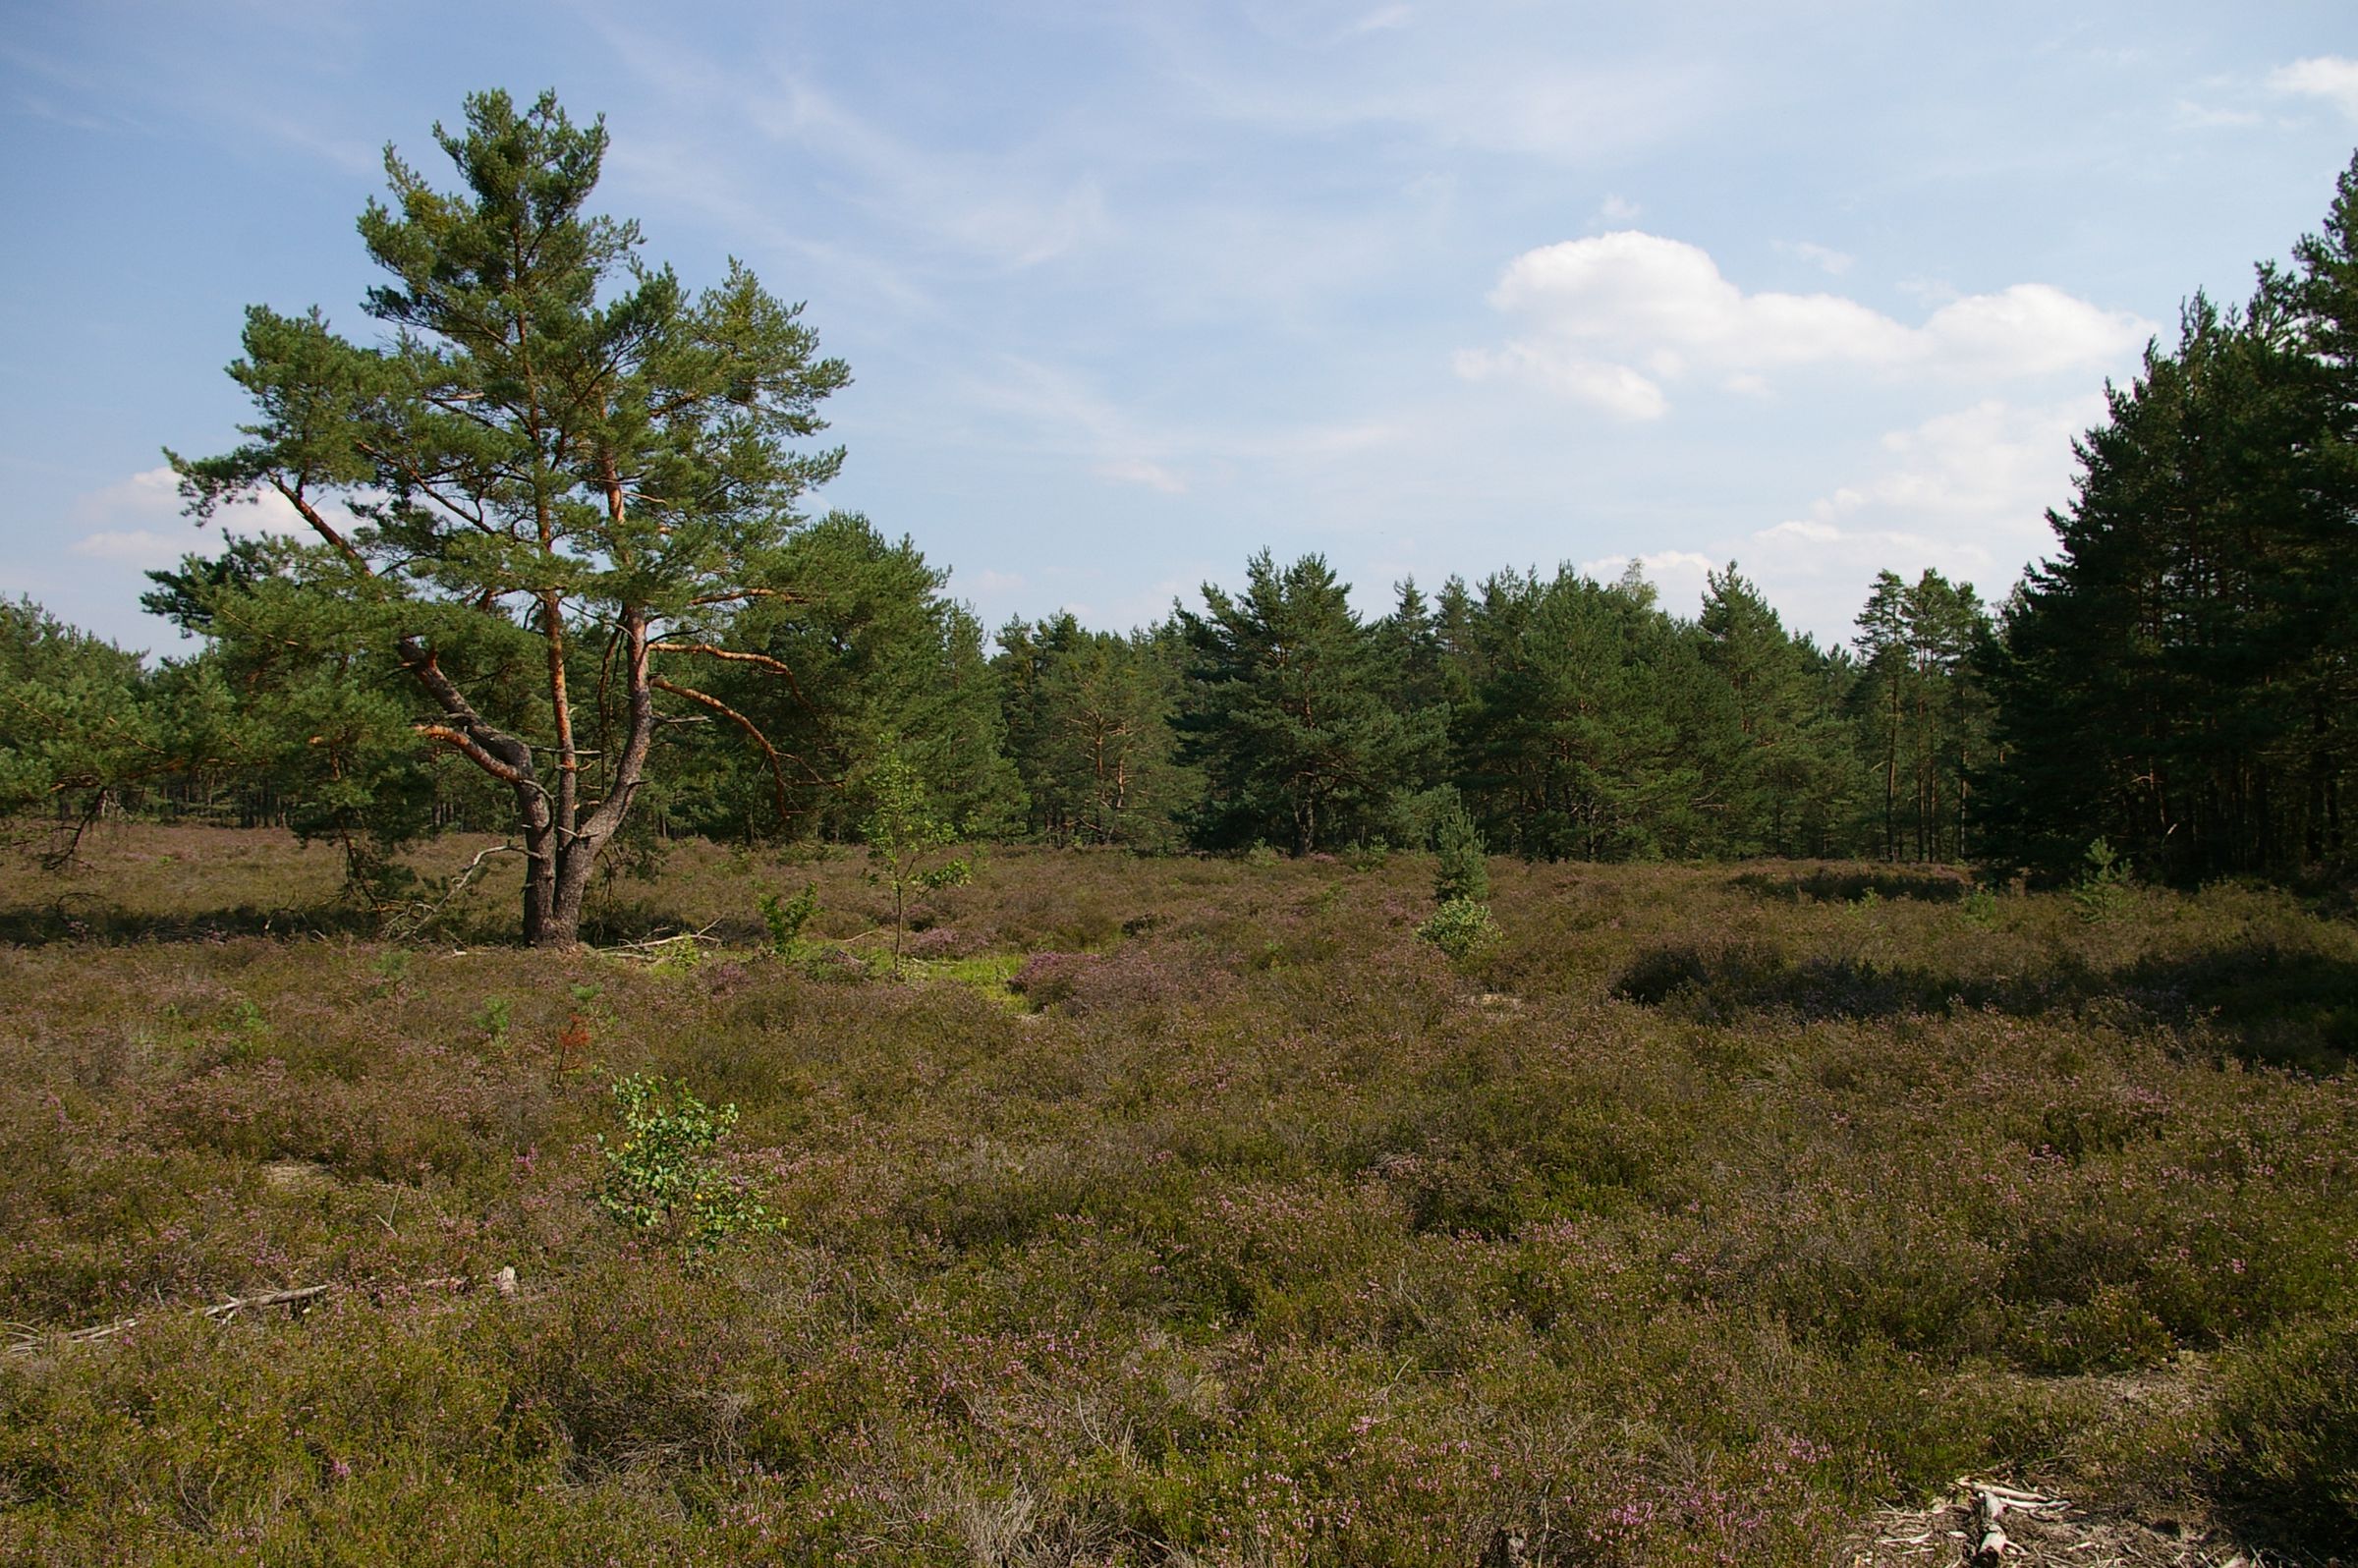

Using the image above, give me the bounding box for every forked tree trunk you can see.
[524,609,656,948]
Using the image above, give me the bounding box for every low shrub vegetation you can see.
[0,825,2353,1562]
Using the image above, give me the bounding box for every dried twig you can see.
[1955,1480,2066,1565]
[203,1284,333,1322]
[7,1268,522,1355]
[597,922,723,962]
[380,840,524,940]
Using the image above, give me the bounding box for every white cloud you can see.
[1577,549,1715,611]
[1163,23,1725,166]
[2270,56,2358,119]
[67,466,318,568]
[1458,232,2149,415]
[1598,193,1641,224]
[2173,99,2265,131]
[758,76,1111,269]
[1452,342,1669,419]
[958,357,1189,490]
[1775,239,1854,275]
[592,22,1110,275]
[70,529,191,567]
[1737,396,2105,640]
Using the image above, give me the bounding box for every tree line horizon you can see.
[3,90,2352,943]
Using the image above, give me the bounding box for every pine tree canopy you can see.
[165,89,850,944]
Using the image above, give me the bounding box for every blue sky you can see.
[5,2,2356,652]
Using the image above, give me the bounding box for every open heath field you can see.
[2,826,2354,1564]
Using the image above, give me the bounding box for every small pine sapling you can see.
[1432,799,1490,905]
[2073,837,2132,923]
[1419,897,1502,962]
[1423,797,1499,961]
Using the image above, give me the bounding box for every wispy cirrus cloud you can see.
[590,17,1112,276]
[1774,239,1854,276]
[2270,56,2358,119]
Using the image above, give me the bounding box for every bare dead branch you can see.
[649,677,793,816]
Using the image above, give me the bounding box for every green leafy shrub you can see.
[1418,896,1500,961]
[596,1075,768,1255]
[756,880,818,955]
[862,743,974,972]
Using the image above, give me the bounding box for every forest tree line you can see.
[5,96,2356,930]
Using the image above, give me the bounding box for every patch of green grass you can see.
[905,948,1028,1006]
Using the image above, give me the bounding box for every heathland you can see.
[2,825,2352,1563]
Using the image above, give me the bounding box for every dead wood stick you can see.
[203,1284,334,1321]
[1962,1481,2058,1506]
[12,1267,521,1354]
[1970,1490,2009,1563]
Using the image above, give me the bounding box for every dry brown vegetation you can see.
[1,824,2352,1563]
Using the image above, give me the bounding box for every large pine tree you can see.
[169,91,850,944]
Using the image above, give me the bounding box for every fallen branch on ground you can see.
[1956,1480,2066,1564]
[597,922,723,961]
[5,1267,521,1355]
[203,1283,333,1321]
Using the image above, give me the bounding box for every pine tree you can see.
[1175,551,1431,854]
[1697,564,1852,856]
[168,91,849,944]
[1981,281,2348,880]
[668,513,1021,844]
[0,600,169,860]
[1453,566,1730,861]
[1853,569,1989,862]
[994,612,1191,849]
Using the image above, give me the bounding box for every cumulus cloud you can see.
[1576,549,1715,611]
[2270,56,2358,119]
[1738,396,2105,641]
[1456,232,2150,418]
[1584,544,1716,593]
[69,530,193,566]
[1452,343,1668,419]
